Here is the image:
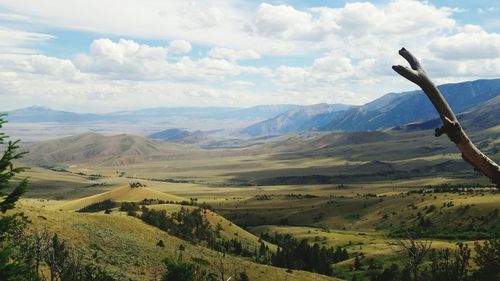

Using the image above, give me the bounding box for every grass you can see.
[56,185,185,211]
[17,199,341,281]
[11,127,500,280]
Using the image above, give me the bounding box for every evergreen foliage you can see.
[0,114,30,280]
[260,232,349,276]
[77,199,117,213]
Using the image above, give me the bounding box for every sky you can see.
[0,0,499,112]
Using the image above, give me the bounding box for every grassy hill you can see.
[22,132,199,166]
[16,199,340,281]
[56,185,186,211]
[148,204,278,253]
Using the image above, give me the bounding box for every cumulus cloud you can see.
[248,3,324,41]
[0,1,499,110]
[0,54,81,81]
[73,38,269,81]
[168,40,192,54]
[74,39,168,80]
[272,52,366,104]
[208,47,260,61]
[429,25,500,60]
[248,0,456,41]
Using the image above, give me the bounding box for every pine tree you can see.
[0,114,28,212]
[161,258,195,281]
[354,255,362,271]
[239,271,250,281]
[0,114,29,280]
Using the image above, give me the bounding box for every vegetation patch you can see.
[77,199,118,213]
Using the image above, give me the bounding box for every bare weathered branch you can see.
[393,47,500,188]
[389,234,432,280]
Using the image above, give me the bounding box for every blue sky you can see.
[0,0,499,112]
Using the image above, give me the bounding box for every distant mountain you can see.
[5,78,499,135]
[322,78,500,131]
[209,104,301,120]
[3,106,103,123]
[459,95,500,129]
[241,103,351,136]
[104,104,301,122]
[148,128,210,144]
[2,104,300,123]
[21,132,194,165]
[149,128,191,140]
[393,94,500,132]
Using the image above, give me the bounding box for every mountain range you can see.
[241,78,500,136]
[2,105,301,123]
[4,78,500,139]
[240,103,351,136]
[393,94,500,132]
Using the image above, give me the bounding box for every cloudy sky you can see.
[0,0,499,112]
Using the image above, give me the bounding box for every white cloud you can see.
[478,7,496,14]
[248,3,324,41]
[248,0,456,41]
[428,25,500,60]
[0,0,457,58]
[0,54,81,81]
[230,80,254,88]
[72,38,270,82]
[168,40,192,54]
[371,0,455,35]
[0,1,499,111]
[176,2,224,29]
[0,66,276,112]
[272,52,365,104]
[74,38,168,80]
[0,0,280,54]
[208,47,260,61]
[0,27,54,54]
[0,12,30,21]
[425,58,500,79]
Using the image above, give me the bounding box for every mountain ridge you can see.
[241,103,352,136]
[321,78,500,132]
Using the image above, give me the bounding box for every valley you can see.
[3,78,500,281]
[9,122,499,280]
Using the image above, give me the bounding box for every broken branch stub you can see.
[392,47,500,188]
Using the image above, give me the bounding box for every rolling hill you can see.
[148,128,211,144]
[18,200,338,281]
[57,185,185,211]
[149,128,191,140]
[21,132,197,165]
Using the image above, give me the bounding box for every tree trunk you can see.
[392,48,500,188]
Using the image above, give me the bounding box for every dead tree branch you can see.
[392,47,500,188]
[390,234,432,280]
